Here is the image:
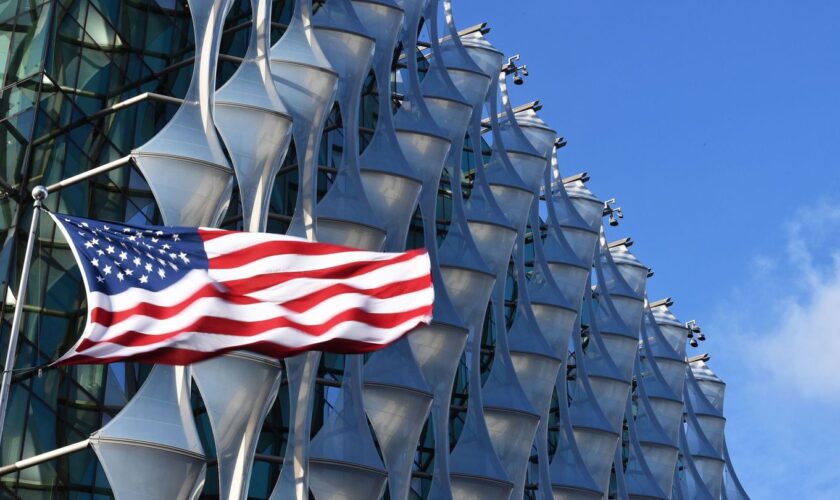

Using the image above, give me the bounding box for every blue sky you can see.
[454,1,840,497]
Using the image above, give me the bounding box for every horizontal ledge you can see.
[308,458,388,477]
[687,353,711,363]
[481,101,543,128]
[649,297,674,308]
[89,437,206,461]
[562,172,590,184]
[607,237,633,249]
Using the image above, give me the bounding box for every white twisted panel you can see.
[268,1,338,498]
[95,2,235,497]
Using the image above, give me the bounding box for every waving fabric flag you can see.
[49,213,433,365]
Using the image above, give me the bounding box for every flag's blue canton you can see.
[56,215,209,295]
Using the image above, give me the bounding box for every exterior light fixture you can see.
[686,320,702,336]
[686,320,704,347]
[603,198,623,226]
[504,54,529,85]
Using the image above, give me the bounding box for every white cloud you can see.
[753,200,840,400]
[706,199,840,499]
[757,273,840,398]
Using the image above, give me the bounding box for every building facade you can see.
[0,0,750,498]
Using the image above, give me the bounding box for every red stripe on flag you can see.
[89,283,260,326]
[89,273,430,326]
[83,304,433,349]
[280,275,432,313]
[221,250,425,295]
[208,240,361,269]
[197,228,238,241]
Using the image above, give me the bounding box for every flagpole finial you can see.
[31,186,48,203]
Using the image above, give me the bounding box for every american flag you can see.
[49,213,433,365]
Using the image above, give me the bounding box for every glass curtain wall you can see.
[0,1,498,497]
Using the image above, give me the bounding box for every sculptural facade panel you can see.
[0,2,748,499]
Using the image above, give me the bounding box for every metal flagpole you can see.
[0,185,48,444]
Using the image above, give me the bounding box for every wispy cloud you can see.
[754,200,840,400]
[708,199,840,499]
